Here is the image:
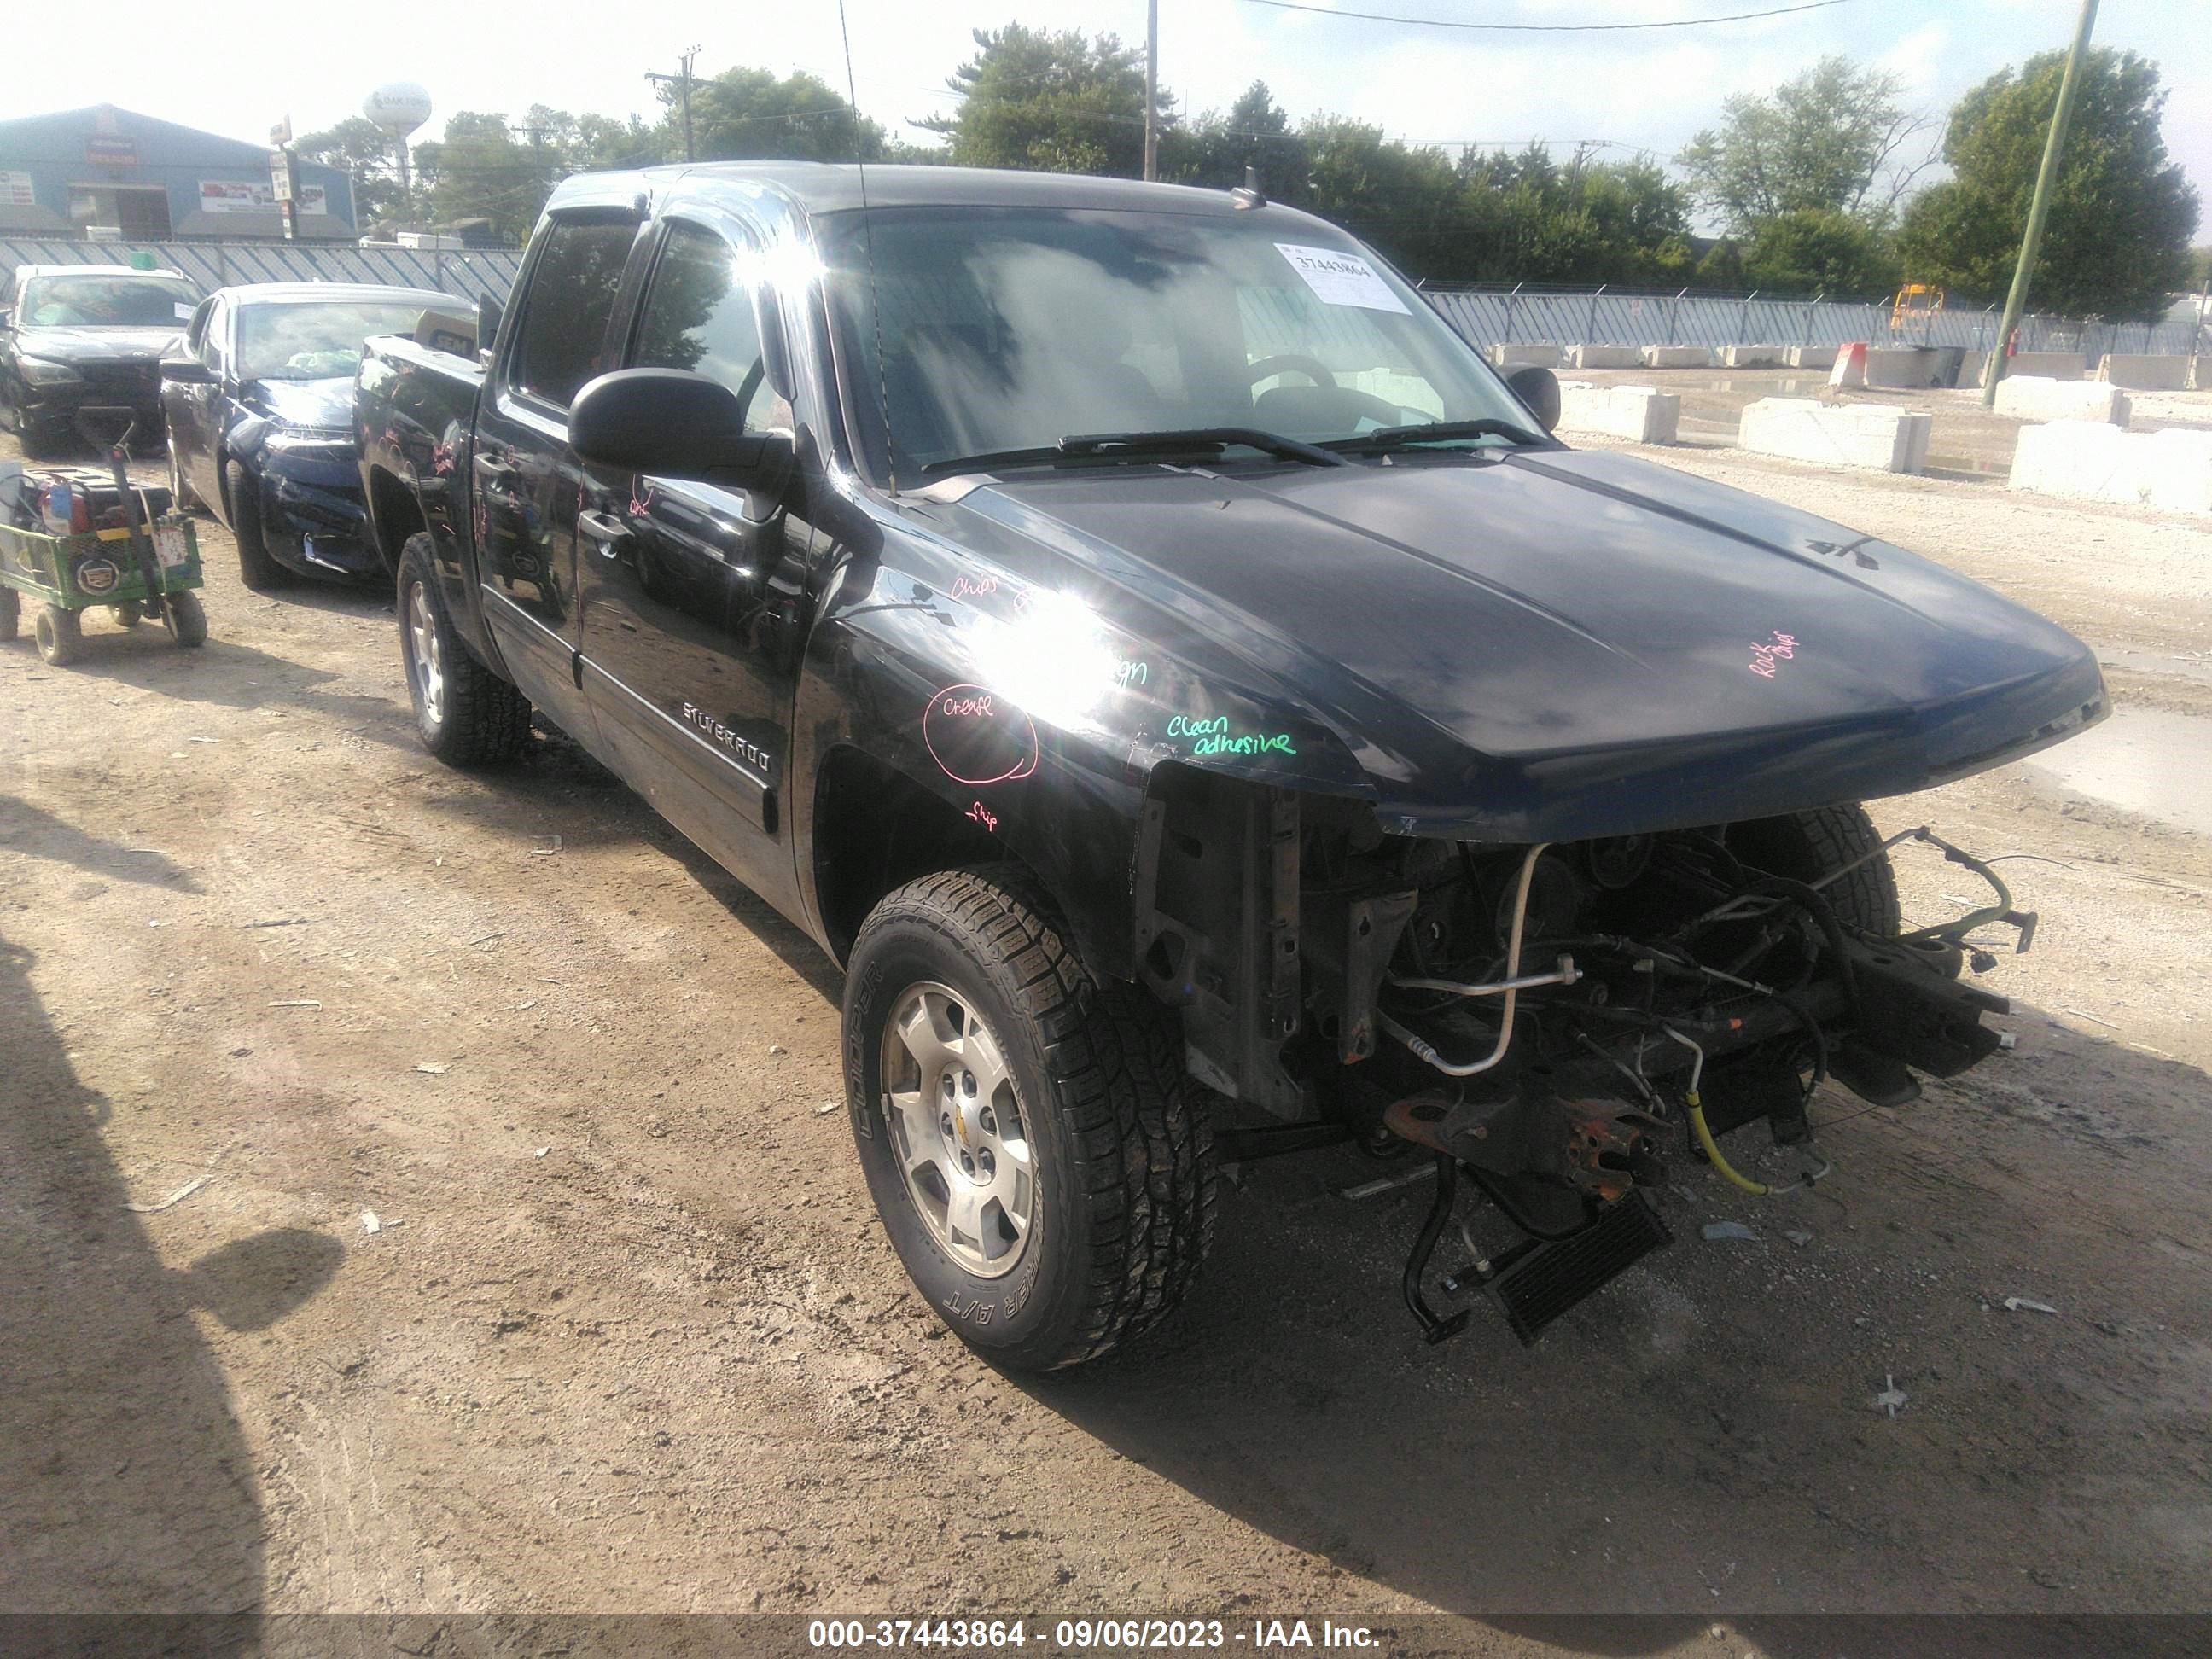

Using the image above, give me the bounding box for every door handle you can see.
[578,510,630,551]
[472,454,516,481]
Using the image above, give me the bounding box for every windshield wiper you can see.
[1322,417,1549,455]
[918,426,1349,477]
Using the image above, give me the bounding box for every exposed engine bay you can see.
[1136,771,2037,1346]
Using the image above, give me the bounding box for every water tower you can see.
[362,82,433,208]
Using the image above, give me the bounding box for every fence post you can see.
[1503,282,1521,346]
[1585,283,1604,346]
[1667,287,1685,345]
[1801,297,1814,347]
[1739,289,1756,346]
[216,244,229,287]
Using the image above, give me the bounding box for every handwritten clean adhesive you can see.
[1166,713,1298,757]
[966,801,998,834]
[923,683,1039,786]
[1749,630,1799,679]
[1115,659,1150,688]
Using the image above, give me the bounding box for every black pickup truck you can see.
[357,163,2104,1369]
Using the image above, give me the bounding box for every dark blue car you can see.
[160,282,462,587]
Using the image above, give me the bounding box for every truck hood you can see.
[945,447,2105,841]
[15,326,180,365]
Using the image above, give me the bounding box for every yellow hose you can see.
[1686,1092,1773,1196]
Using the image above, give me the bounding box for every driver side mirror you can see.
[1506,365,1561,434]
[570,367,791,491]
[160,355,214,386]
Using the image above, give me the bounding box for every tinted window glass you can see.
[237,300,439,380]
[20,274,199,328]
[510,217,634,408]
[632,224,778,428]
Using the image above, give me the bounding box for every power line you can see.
[1237,0,1856,31]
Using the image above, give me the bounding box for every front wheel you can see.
[166,589,207,648]
[226,459,290,591]
[397,533,531,766]
[33,606,84,667]
[843,869,1214,1371]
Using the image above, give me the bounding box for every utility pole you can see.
[1982,0,2099,405]
[1144,0,1159,183]
[648,45,701,163]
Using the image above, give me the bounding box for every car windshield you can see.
[819,205,1530,480]
[236,300,439,381]
[20,274,198,329]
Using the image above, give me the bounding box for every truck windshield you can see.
[237,300,440,381]
[818,206,1528,480]
[20,274,198,329]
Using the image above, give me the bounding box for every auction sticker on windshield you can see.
[1274,243,1410,314]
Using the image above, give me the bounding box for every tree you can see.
[1678,56,1931,233]
[1896,48,2199,321]
[682,67,883,163]
[1741,207,1900,296]
[294,117,415,224]
[923,25,1169,176]
[414,112,568,242]
[1169,81,1307,195]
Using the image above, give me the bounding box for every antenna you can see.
[836,0,898,496]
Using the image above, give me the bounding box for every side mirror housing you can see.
[160,355,215,386]
[570,368,791,492]
[1506,365,1561,434]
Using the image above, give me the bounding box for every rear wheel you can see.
[1728,804,1899,935]
[33,606,84,667]
[397,533,531,766]
[0,586,18,643]
[843,868,1214,1371]
[226,459,290,590]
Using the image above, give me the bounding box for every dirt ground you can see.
[4,424,2211,1652]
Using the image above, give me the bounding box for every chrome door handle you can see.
[578,510,630,552]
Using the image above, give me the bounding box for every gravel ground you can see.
[3,425,2210,1653]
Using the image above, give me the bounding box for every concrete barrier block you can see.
[1738,397,1930,474]
[1864,346,1943,388]
[1829,341,1868,387]
[1639,345,1713,369]
[1784,346,1838,370]
[2097,353,2189,391]
[1958,349,1993,388]
[1489,343,1562,370]
[1993,376,2130,425]
[2009,422,2212,513]
[1557,381,1680,444]
[1566,343,1642,370]
[1719,345,1784,368]
[2006,351,2085,379]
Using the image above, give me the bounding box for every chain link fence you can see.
[0,237,523,305]
[1421,283,2203,364]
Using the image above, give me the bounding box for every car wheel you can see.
[18,421,66,461]
[166,589,207,649]
[843,868,1215,1371]
[1727,803,1900,935]
[225,459,291,590]
[397,533,531,766]
[33,606,84,667]
[168,437,195,512]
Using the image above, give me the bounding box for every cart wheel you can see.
[34,606,84,667]
[166,590,207,649]
[0,586,18,643]
[111,601,145,629]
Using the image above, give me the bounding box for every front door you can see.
[470,209,638,738]
[164,296,224,508]
[576,215,808,915]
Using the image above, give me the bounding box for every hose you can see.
[1382,842,1551,1079]
[1663,1025,1830,1196]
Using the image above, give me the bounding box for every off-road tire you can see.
[166,589,207,648]
[111,601,143,629]
[33,605,84,667]
[1729,803,1900,935]
[226,459,290,590]
[397,533,531,767]
[0,585,18,643]
[843,867,1215,1371]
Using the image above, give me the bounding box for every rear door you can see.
[574,212,805,913]
[470,208,640,736]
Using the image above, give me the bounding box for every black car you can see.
[0,264,201,457]
[357,164,2103,1368]
[161,282,460,588]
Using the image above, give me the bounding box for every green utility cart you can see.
[2,434,207,667]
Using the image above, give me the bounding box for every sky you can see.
[10,0,2206,236]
